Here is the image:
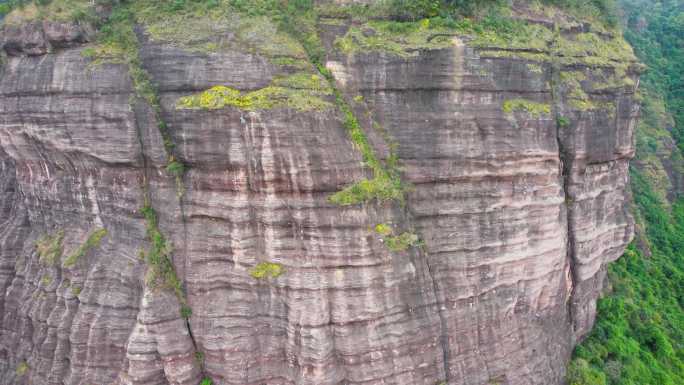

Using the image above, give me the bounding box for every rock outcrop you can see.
[0,2,640,385]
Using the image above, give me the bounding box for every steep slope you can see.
[0,1,640,384]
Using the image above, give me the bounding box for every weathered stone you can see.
[2,21,94,57]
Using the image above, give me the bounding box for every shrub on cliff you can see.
[567,359,607,385]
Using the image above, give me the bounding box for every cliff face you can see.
[0,2,640,385]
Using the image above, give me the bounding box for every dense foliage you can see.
[570,174,684,384]
[0,0,621,25]
[569,1,684,384]
[623,0,684,153]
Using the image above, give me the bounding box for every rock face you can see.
[0,3,640,385]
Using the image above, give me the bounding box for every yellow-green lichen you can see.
[502,99,551,117]
[63,228,107,268]
[176,73,333,112]
[374,223,393,236]
[71,285,82,296]
[249,262,284,279]
[16,361,28,377]
[36,231,65,266]
[41,275,52,286]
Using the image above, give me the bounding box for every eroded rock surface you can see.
[0,3,639,385]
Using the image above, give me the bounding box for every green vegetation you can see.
[384,232,421,252]
[327,0,631,65]
[320,61,403,206]
[557,115,571,128]
[63,228,107,267]
[15,361,28,377]
[502,99,552,117]
[107,0,320,64]
[332,15,557,58]
[558,70,621,114]
[315,0,618,26]
[1,0,101,25]
[200,378,213,385]
[568,358,608,385]
[249,262,284,279]
[569,2,684,384]
[622,0,684,155]
[36,231,64,266]
[374,223,421,252]
[70,285,82,296]
[569,173,684,384]
[41,274,52,286]
[176,74,333,112]
[180,304,192,319]
[140,204,188,315]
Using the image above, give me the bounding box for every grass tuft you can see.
[374,223,421,252]
[140,204,188,317]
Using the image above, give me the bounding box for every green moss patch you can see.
[63,228,107,267]
[502,99,551,117]
[41,274,52,286]
[330,175,403,206]
[15,361,28,377]
[334,19,459,58]
[249,262,284,280]
[177,82,332,113]
[71,285,82,296]
[140,204,187,312]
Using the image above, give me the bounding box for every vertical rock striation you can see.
[0,3,639,385]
